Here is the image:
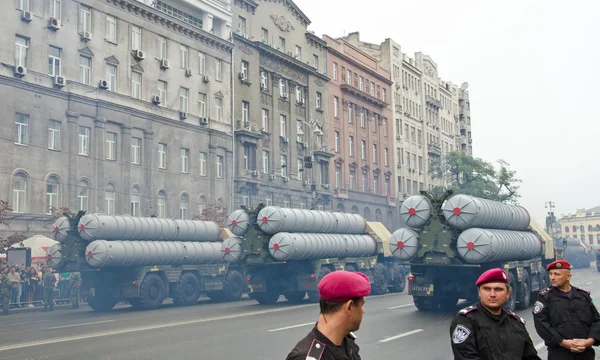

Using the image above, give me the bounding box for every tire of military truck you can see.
[516,270,530,310]
[139,273,166,310]
[371,263,389,295]
[255,289,280,305]
[413,296,433,311]
[389,263,406,293]
[345,264,358,272]
[173,272,201,306]
[283,291,307,303]
[308,267,332,302]
[220,270,245,302]
[503,271,517,312]
[88,292,117,312]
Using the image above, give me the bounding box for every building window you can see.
[349,169,355,189]
[198,52,206,74]
[215,59,222,81]
[261,109,269,131]
[157,191,166,218]
[333,97,339,118]
[180,45,188,69]
[179,194,189,219]
[181,148,189,173]
[79,56,91,85]
[371,81,375,96]
[382,88,387,102]
[313,55,319,70]
[78,5,91,33]
[349,136,354,156]
[280,155,287,177]
[348,104,353,123]
[79,126,90,155]
[383,119,388,136]
[241,60,249,79]
[198,195,207,213]
[48,46,61,76]
[105,16,116,43]
[279,37,286,52]
[279,79,286,97]
[215,98,222,121]
[216,155,223,178]
[131,26,141,51]
[48,120,60,150]
[131,137,141,164]
[295,85,303,103]
[157,80,166,106]
[15,36,28,68]
[131,71,142,99]
[280,115,286,137]
[158,143,167,169]
[373,144,378,163]
[12,172,27,213]
[158,36,167,59]
[384,148,389,166]
[361,140,366,160]
[46,176,60,212]
[242,101,249,125]
[238,16,246,36]
[360,109,365,127]
[105,183,115,215]
[14,113,28,145]
[316,92,322,109]
[297,120,304,142]
[359,77,363,91]
[335,168,340,188]
[179,87,189,113]
[261,28,268,42]
[77,180,89,212]
[105,132,117,160]
[262,151,270,174]
[52,0,62,20]
[346,69,351,86]
[297,159,303,180]
[198,93,206,117]
[295,45,302,59]
[334,131,339,152]
[362,173,367,192]
[199,152,207,175]
[130,186,141,216]
[333,62,338,81]
[105,64,117,91]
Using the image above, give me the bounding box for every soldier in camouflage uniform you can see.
[42,268,56,312]
[69,272,81,309]
[0,272,10,315]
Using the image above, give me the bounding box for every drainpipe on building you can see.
[230,47,235,212]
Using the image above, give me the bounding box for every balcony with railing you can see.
[425,95,442,109]
[427,142,442,156]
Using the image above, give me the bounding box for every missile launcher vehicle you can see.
[555,237,592,269]
[228,205,407,305]
[48,212,246,311]
[389,191,558,312]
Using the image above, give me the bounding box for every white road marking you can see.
[379,329,424,343]
[0,320,50,328]
[48,320,116,330]
[535,342,545,350]
[586,281,593,285]
[388,304,414,310]
[268,322,314,332]
[0,303,318,352]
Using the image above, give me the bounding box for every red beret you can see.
[547,260,570,271]
[318,271,371,302]
[475,268,509,286]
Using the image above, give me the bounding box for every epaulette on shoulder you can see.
[508,311,526,325]
[576,287,591,295]
[538,287,551,296]
[459,305,478,315]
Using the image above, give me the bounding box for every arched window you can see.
[573,226,577,232]
[130,186,141,216]
[580,225,585,232]
[351,205,359,213]
[364,207,371,221]
[77,180,90,212]
[375,209,382,222]
[105,183,116,215]
[216,197,224,207]
[198,195,207,214]
[180,193,189,219]
[157,190,167,218]
[589,225,593,232]
[12,171,28,213]
[337,203,345,212]
[46,175,60,212]
[564,226,569,233]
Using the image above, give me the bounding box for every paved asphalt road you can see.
[1,266,599,359]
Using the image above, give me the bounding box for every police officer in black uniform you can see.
[450,268,541,360]
[533,259,600,360]
[285,270,371,360]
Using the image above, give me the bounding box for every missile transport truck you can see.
[389,191,557,312]
[227,205,407,304]
[47,212,245,311]
[559,237,592,269]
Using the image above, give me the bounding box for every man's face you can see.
[347,297,366,332]
[549,269,571,288]
[478,282,510,311]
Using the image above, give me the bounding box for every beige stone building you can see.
[342,32,471,201]
[560,207,600,246]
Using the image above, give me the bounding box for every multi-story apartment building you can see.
[231,0,333,210]
[342,32,470,201]
[0,0,233,237]
[457,84,473,154]
[322,35,396,229]
[561,207,600,247]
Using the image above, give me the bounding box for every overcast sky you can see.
[295,0,600,223]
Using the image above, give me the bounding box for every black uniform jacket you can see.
[450,302,541,360]
[533,286,600,357]
[286,324,361,360]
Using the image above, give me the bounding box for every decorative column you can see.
[66,111,80,210]
[143,129,154,214]
[94,117,107,213]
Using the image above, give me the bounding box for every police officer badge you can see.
[452,324,471,344]
[533,301,544,314]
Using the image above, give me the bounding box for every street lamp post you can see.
[299,117,323,209]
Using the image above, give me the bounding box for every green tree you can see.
[429,151,521,203]
[0,200,27,254]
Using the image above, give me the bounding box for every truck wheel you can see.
[308,267,332,302]
[129,298,144,310]
[88,292,117,312]
[283,291,306,303]
[139,273,166,310]
[220,270,244,302]
[173,272,201,306]
[371,263,388,295]
[389,263,406,293]
[413,296,433,311]
[516,271,530,310]
[503,271,517,312]
[255,290,280,305]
